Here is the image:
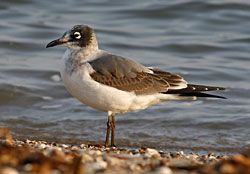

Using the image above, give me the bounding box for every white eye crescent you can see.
[73,32,81,39]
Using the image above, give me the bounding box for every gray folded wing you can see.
[89,54,187,95]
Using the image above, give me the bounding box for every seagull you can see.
[46,25,225,147]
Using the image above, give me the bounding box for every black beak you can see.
[46,38,65,48]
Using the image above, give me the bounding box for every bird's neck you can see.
[67,33,99,60]
[63,44,101,74]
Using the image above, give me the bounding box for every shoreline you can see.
[0,128,249,174]
[10,133,239,156]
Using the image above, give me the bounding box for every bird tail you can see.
[165,84,226,99]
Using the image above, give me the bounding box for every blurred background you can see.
[0,0,250,154]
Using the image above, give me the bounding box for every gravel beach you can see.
[0,128,249,174]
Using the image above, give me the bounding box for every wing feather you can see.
[91,71,170,95]
[90,68,188,95]
[88,54,188,95]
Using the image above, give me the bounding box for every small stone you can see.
[23,164,33,172]
[71,146,78,151]
[80,144,87,149]
[207,152,214,157]
[39,143,47,149]
[129,149,140,155]
[150,167,173,174]
[55,147,63,151]
[220,163,236,174]
[89,149,102,156]
[50,170,61,174]
[144,148,161,158]
[61,144,69,148]
[81,154,94,163]
[90,161,107,171]
[191,153,199,159]
[51,142,57,146]
[179,151,184,155]
[0,167,19,174]
[170,152,180,158]
[160,152,171,159]
[105,155,123,166]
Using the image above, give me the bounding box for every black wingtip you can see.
[180,92,227,99]
[187,84,226,92]
[216,86,226,91]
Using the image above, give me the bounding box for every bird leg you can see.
[110,114,116,147]
[105,115,111,147]
[105,112,116,147]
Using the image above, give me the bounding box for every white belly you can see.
[60,63,173,114]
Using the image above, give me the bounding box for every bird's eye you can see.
[73,32,81,39]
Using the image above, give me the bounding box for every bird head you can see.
[46,25,95,49]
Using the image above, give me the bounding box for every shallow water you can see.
[0,0,250,154]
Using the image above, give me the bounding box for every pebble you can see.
[220,163,236,173]
[0,167,19,174]
[71,145,79,151]
[38,143,47,149]
[80,144,87,149]
[105,155,124,166]
[130,149,140,155]
[170,152,181,158]
[89,149,102,156]
[1,135,246,174]
[81,154,94,163]
[144,148,161,158]
[61,144,69,148]
[147,167,173,174]
[90,161,108,171]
